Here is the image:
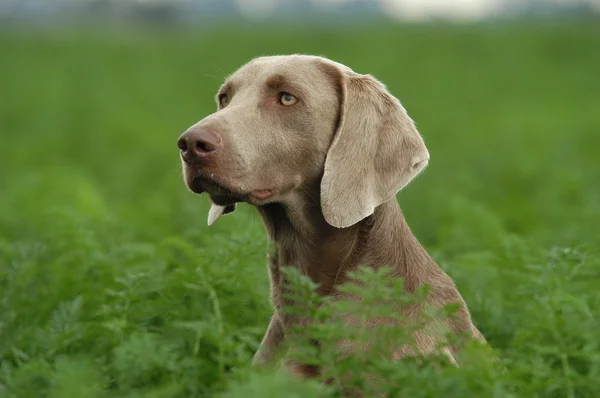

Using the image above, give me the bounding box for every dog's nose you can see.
[177,128,222,161]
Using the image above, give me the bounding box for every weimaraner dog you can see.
[177,54,486,378]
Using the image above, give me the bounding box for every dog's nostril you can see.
[195,139,217,153]
[177,137,188,151]
[179,128,221,158]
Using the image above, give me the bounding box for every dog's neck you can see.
[257,186,432,295]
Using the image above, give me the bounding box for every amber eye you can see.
[219,94,229,107]
[279,92,298,106]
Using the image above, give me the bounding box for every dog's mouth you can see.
[188,173,277,206]
[185,172,292,225]
[189,174,243,206]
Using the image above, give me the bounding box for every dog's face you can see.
[178,55,430,228]
[178,55,340,210]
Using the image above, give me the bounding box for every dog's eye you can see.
[219,94,230,108]
[279,92,298,106]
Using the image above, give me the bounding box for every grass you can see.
[1,21,600,397]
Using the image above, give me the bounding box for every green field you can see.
[1,23,600,397]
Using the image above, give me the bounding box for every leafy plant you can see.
[1,22,600,397]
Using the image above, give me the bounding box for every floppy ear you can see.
[320,68,430,228]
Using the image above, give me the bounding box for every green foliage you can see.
[219,370,329,398]
[276,266,512,397]
[1,22,600,397]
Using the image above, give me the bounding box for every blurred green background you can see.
[1,1,600,397]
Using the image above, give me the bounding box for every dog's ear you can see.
[320,66,430,228]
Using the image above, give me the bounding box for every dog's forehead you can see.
[247,55,322,72]
[222,55,353,92]
[231,56,314,84]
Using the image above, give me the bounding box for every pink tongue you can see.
[252,189,274,200]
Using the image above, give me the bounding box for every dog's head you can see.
[178,55,429,228]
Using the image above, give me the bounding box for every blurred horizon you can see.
[1,0,599,26]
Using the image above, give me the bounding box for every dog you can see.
[178,54,486,378]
